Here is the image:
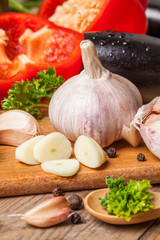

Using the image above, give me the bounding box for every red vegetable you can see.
[0,13,83,103]
[38,0,148,34]
[0,63,42,104]
[138,0,149,9]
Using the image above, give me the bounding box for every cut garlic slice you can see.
[15,135,45,165]
[33,132,72,163]
[41,159,79,177]
[74,135,107,168]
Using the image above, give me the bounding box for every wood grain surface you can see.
[1,115,160,197]
[1,188,160,240]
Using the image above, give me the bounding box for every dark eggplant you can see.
[84,31,160,103]
[146,0,160,38]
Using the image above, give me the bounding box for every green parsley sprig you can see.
[99,177,154,221]
[1,67,65,119]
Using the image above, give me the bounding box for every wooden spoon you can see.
[84,188,160,225]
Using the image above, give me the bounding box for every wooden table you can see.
[1,187,160,240]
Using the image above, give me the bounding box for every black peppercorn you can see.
[68,194,83,210]
[71,213,81,224]
[52,187,63,197]
[137,153,145,161]
[107,147,116,158]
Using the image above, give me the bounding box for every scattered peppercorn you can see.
[137,153,145,161]
[71,213,81,224]
[68,194,83,210]
[107,147,116,158]
[52,187,63,197]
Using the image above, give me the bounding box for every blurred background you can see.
[0,0,160,37]
[0,0,41,14]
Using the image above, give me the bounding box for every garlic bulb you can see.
[49,40,142,147]
[0,110,42,146]
[133,97,160,159]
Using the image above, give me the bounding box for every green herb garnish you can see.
[99,177,154,221]
[1,67,65,119]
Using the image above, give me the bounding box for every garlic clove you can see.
[33,132,72,163]
[144,114,160,130]
[121,123,141,147]
[41,159,80,177]
[0,110,42,146]
[74,135,107,168]
[21,196,72,227]
[133,97,160,158]
[15,135,45,165]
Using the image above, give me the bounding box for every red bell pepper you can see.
[138,0,149,9]
[0,13,83,103]
[38,0,148,34]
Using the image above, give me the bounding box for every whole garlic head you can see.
[49,40,142,147]
[133,97,160,159]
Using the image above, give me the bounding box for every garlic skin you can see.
[0,110,42,146]
[133,97,160,158]
[21,196,72,227]
[49,40,142,147]
[121,123,141,147]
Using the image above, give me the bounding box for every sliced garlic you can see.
[133,97,160,159]
[74,135,107,168]
[15,135,45,165]
[33,132,72,163]
[21,196,72,227]
[0,110,42,146]
[41,159,80,177]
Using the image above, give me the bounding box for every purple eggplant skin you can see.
[84,31,160,103]
[146,0,160,38]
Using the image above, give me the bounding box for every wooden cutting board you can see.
[1,114,160,197]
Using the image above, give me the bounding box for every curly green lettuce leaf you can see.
[1,67,65,119]
[99,177,154,221]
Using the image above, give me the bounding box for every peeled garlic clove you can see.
[133,97,160,158]
[15,135,45,165]
[49,40,142,147]
[21,196,72,227]
[33,132,72,163]
[0,110,42,146]
[41,159,79,177]
[74,135,107,168]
